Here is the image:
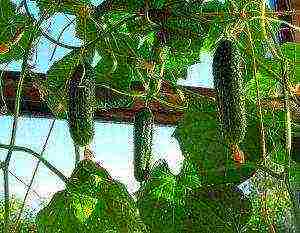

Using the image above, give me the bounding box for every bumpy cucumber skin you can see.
[68,64,95,147]
[134,108,154,182]
[212,40,246,146]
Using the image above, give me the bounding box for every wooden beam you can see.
[1,68,299,125]
[0,70,215,126]
[293,0,300,42]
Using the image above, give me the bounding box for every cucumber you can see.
[133,107,154,182]
[212,39,246,156]
[68,63,95,147]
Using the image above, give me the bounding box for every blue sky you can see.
[0,0,248,213]
[0,116,183,212]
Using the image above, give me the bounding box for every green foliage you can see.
[37,160,148,232]
[199,0,225,13]
[200,17,225,53]
[184,183,252,233]
[75,9,99,43]
[136,159,192,233]
[173,93,256,186]
[0,0,39,64]
[0,196,38,233]
[34,49,96,118]
[34,50,82,119]
[245,170,295,232]
[137,159,252,233]
[245,72,278,103]
[239,103,261,163]
[280,42,300,85]
[36,191,84,232]
[0,0,298,232]
[262,108,287,165]
[36,0,92,15]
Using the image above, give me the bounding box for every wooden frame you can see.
[0,70,215,125]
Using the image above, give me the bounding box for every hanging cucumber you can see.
[212,39,246,163]
[68,63,95,147]
[134,107,154,182]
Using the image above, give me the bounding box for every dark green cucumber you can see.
[133,107,154,182]
[212,39,246,147]
[68,63,95,147]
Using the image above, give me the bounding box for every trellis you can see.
[0,0,299,232]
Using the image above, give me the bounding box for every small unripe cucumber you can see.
[68,63,95,147]
[133,107,154,182]
[212,40,246,149]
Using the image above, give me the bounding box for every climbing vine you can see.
[0,0,299,232]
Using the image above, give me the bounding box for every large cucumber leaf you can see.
[37,160,148,233]
[36,191,84,232]
[184,183,252,233]
[172,92,257,185]
[137,159,252,233]
[136,159,189,233]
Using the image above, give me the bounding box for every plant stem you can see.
[0,143,68,183]
[245,23,267,164]
[15,119,55,232]
[281,61,298,230]
[2,7,51,230]
[49,19,75,63]
[0,70,8,115]
[3,38,33,233]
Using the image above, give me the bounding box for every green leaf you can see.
[38,160,148,232]
[176,160,202,190]
[0,1,38,64]
[0,0,25,43]
[263,108,288,165]
[75,12,98,43]
[184,183,252,233]
[136,159,188,233]
[149,0,166,9]
[239,103,261,163]
[36,191,84,232]
[34,49,95,119]
[200,0,225,13]
[36,0,92,16]
[245,72,278,103]
[71,194,98,223]
[173,93,256,185]
[93,35,142,93]
[281,42,300,84]
[201,17,226,53]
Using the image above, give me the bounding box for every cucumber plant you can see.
[212,39,247,165]
[133,107,154,182]
[68,62,96,149]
